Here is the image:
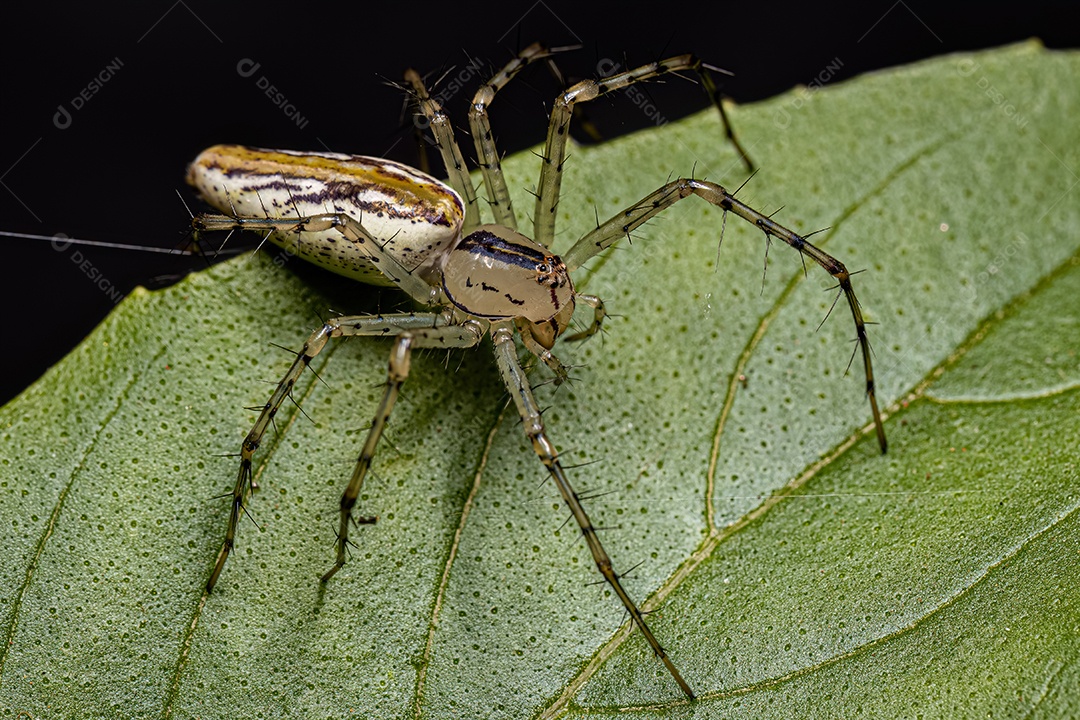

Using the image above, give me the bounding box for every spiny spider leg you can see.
[491,323,696,699]
[515,321,573,384]
[193,212,435,304]
[695,67,755,174]
[562,293,607,342]
[207,310,484,592]
[322,318,485,582]
[563,178,887,452]
[534,54,752,248]
[469,42,558,230]
[404,68,481,233]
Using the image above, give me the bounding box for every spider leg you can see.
[405,68,481,233]
[491,323,695,699]
[562,178,887,453]
[469,42,558,230]
[207,310,484,592]
[193,211,436,305]
[322,317,486,582]
[562,293,607,342]
[515,319,572,384]
[534,54,752,248]
[696,66,755,173]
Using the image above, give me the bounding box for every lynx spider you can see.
[186,43,887,698]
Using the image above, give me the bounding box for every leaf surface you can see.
[1,42,1077,719]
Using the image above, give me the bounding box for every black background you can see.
[1,1,1076,405]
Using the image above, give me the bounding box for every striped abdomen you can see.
[186,145,464,285]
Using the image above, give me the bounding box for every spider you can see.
[186,42,886,698]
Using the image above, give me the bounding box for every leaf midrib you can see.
[592,483,1080,714]
[537,114,970,719]
[552,239,1080,716]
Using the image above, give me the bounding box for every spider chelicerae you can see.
[186,42,886,698]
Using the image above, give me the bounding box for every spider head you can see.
[441,224,575,342]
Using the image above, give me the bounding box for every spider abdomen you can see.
[187,144,464,284]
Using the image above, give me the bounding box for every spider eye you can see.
[537,263,550,273]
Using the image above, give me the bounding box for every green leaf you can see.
[2,41,1077,718]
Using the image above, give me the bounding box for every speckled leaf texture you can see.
[1,42,1077,719]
